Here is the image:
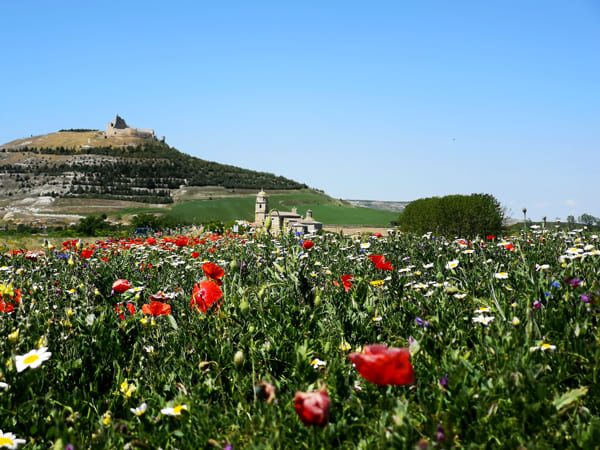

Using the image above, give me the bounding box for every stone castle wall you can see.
[104,115,156,140]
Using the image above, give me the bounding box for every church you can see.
[254,190,323,234]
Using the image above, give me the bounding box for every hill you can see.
[0,120,399,229]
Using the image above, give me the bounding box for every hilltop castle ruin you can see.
[103,115,157,140]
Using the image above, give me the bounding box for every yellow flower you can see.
[0,283,14,298]
[339,339,351,352]
[8,330,19,342]
[102,411,111,425]
[120,380,137,398]
[36,336,48,349]
[370,280,385,287]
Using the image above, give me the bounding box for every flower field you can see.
[1,227,600,449]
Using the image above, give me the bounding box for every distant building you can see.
[103,115,156,140]
[254,190,322,233]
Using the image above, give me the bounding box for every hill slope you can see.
[0,140,307,205]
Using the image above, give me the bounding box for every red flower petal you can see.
[142,301,171,316]
[349,344,415,386]
[202,262,225,281]
[112,279,131,294]
[302,240,314,250]
[294,388,330,427]
[190,280,223,313]
[368,254,386,265]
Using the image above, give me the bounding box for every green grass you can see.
[2,228,600,448]
[131,190,399,226]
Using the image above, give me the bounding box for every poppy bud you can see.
[294,387,330,427]
[234,350,245,368]
[264,216,272,231]
[239,298,249,314]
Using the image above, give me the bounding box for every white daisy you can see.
[15,347,51,373]
[161,404,188,416]
[0,429,26,448]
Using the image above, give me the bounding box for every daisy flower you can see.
[15,347,51,373]
[161,404,188,416]
[445,260,459,270]
[130,402,148,416]
[494,272,509,279]
[472,315,494,325]
[530,343,556,352]
[0,430,26,448]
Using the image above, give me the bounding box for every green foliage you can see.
[398,193,504,237]
[130,213,178,231]
[0,227,600,447]
[4,142,307,202]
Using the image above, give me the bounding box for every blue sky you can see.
[2,1,599,221]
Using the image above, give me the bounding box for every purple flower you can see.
[569,278,581,288]
[439,373,449,389]
[436,423,445,441]
[415,316,430,327]
[533,300,541,309]
[581,294,591,304]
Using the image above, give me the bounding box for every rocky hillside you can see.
[0,140,307,205]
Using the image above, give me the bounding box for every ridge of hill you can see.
[0,140,307,205]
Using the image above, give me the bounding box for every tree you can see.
[578,213,597,226]
[398,193,504,237]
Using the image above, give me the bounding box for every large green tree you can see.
[398,193,504,237]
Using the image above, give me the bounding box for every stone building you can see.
[254,190,323,234]
[103,115,156,139]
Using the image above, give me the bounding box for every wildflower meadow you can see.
[1,227,600,449]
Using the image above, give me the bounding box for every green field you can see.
[130,190,399,227]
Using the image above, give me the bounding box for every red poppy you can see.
[112,279,131,294]
[369,255,394,271]
[1,288,22,312]
[191,252,200,258]
[369,254,384,263]
[349,344,415,386]
[80,249,93,259]
[0,302,14,313]
[487,235,496,241]
[294,388,330,427]
[142,301,171,316]
[302,240,314,250]
[190,280,223,313]
[504,243,514,250]
[175,236,190,247]
[376,260,394,271]
[202,262,225,286]
[341,275,354,292]
[115,302,136,321]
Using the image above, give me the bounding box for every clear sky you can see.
[2,1,599,221]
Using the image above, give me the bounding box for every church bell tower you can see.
[255,190,269,224]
